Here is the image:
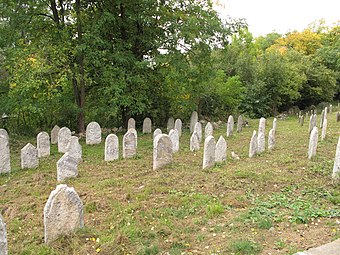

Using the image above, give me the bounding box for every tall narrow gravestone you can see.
[169,129,179,153]
[58,127,71,153]
[21,143,39,169]
[105,134,119,161]
[66,136,82,163]
[0,214,7,255]
[37,131,50,158]
[237,115,243,132]
[226,115,234,137]
[57,153,78,181]
[273,118,277,131]
[86,122,101,145]
[190,131,200,152]
[257,117,266,154]
[215,135,227,163]
[190,111,198,133]
[203,136,215,169]
[123,128,137,159]
[142,118,152,134]
[308,127,318,159]
[0,129,10,174]
[153,128,162,138]
[167,117,175,132]
[50,125,60,144]
[194,122,202,142]
[205,122,213,139]
[44,184,84,244]
[332,136,340,180]
[174,119,182,137]
[249,130,257,158]
[321,118,327,141]
[153,134,173,170]
[268,129,275,151]
[127,118,135,129]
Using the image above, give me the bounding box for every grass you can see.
[0,112,340,254]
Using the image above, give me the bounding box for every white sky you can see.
[215,0,340,36]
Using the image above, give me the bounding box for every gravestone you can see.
[58,127,71,153]
[153,134,173,170]
[324,107,328,120]
[37,131,50,158]
[249,130,257,157]
[330,104,333,113]
[308,127,318,159]
[190,111,198,133]
[174,119,182,137]
[57,153,78,181]
[337,112,340,122]
[153,128,162,138]
[66,136,82,163]
[321,118,327,141]
[123,128,137,159]
[273,118,277,131]
[44,184,84,244]
[50,125,60,144]
[320,109,325,128]
[86,122,101,145]
[237,115,243,132]
[21,143,39,169]
[167,117,175,132]
[258,117,266,133]
[194,122,202,142]
[0,130,10,174]
[169,129,179,153]
[202,136,215,169]
[105,134,119,161]
[299,115,304,126]
[204,122,213,139]
[127,118,135,129]
[309,114,317,133]
[142,118,152,134]
[190,131,200,151]
[332,136,340,180]
[268,129,275,151]
[257,118,266,154]
[0,214,7,255]
[226,115,234,137]
[215,135,227,163]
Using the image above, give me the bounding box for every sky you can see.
[214,0,340,37]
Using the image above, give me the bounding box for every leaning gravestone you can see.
[204,122,213,139]
[169,129,179,153]
[174,119,182,137]
[257,118,266,154]
[237,115,243,132]
[66,136,82,163]
[44,184,84,244]
[309,114,317,133]
[202,136,215,169]
[37,131,50,158]
[190,131,200,151]
[0,214,7,255]
[153,128,162,138]
[321,118,327,141]
[153,134,173,170]
[332,136,340,180]
[142,118,152,134]
[57,153,78,181]
[215,135,227,163]
[194,122,202,142]
[190,111,198,133]
[249,130,257,157]
[50,125,60,144]
[268,129,275,151]
[105,134,119,161]
[58,127,71,153]
[21,143,39,169]
[86,121,101,145]
[0,130,10,174]
[167,117,175,132]
[127,118,135,129]
[226,115,234,137]
[308,126,318,159]
[123,128,137,159]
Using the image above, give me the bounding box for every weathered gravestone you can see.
[308,114,317,133]
[167,117,175,132]
[44,184,84,244]
[215,135,227,163]
[0,214,7,255]
[143,118,152,134]
[21,143,39,169]
[332,136,340,180]
[50,125,60,144]
[123,128,137,159]
[153,128,162,138]
[299,115,304,126]
[273,118,277,131]
[66,136,82,163]
[329,104,333,113]
[337,112,340,122]
[190,131,200,152]
[174,119,182,137]
[308,127,318,159]
[237,115,243,133]
[190,111,198,133]
[153,134,173,170]
[37,131,50,158]
[194,122,202,142]
[204,122,213,139]
[249,130,257,158]
[169,129,179,153]
[86,121,101,145]
[321,118,327,141]
[257,117,266,154]
[128,118,135,129]
[268,129,275,151]
[58,127,71,153]
[226,115,234,137]
[105,134,119,161]
[57,153,78,181]
[320,109,325,128]
[202,136,215,169]
[0,129,10,174]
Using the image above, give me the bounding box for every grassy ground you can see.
[0,112,340,255]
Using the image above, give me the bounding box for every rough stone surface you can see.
[153,134,173,170]
[194,122,202,142]
[202,136,215,169]
[309,114,317,133]
[0,130,10,174]
[174,119,182,137]
[204,122,213,139]
[190,111,198,133]
[273,118,277,131]
[123,128,137,159]
[257,118,266,154]
[153,128,162,138]
[321,118,327,140]
[169,129,179,153]
[105,134,119,161]
[332,137,340,180]
[268,129,275,151]
[190,132,200,152]
[66,136,82,163]
[143,118,152,134]
[44,184,84,244]
[320,109,325,128]
[57,153,78,181]
[167,117,175,132]
[258,117,266,134]
[249,130,257,157]
[58,127,71,153]
[293,238,340,255]
[21,143,39,169]
[308,127,318,159]
[86,122,101,145]
[237,115,243,132]
[215,135,227,163]
[299,115,304,126]
[51,125,60,144]
[226,115,234,137]
[128,118,135,129]
[37,131,50,158]
[0,214,7,255]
